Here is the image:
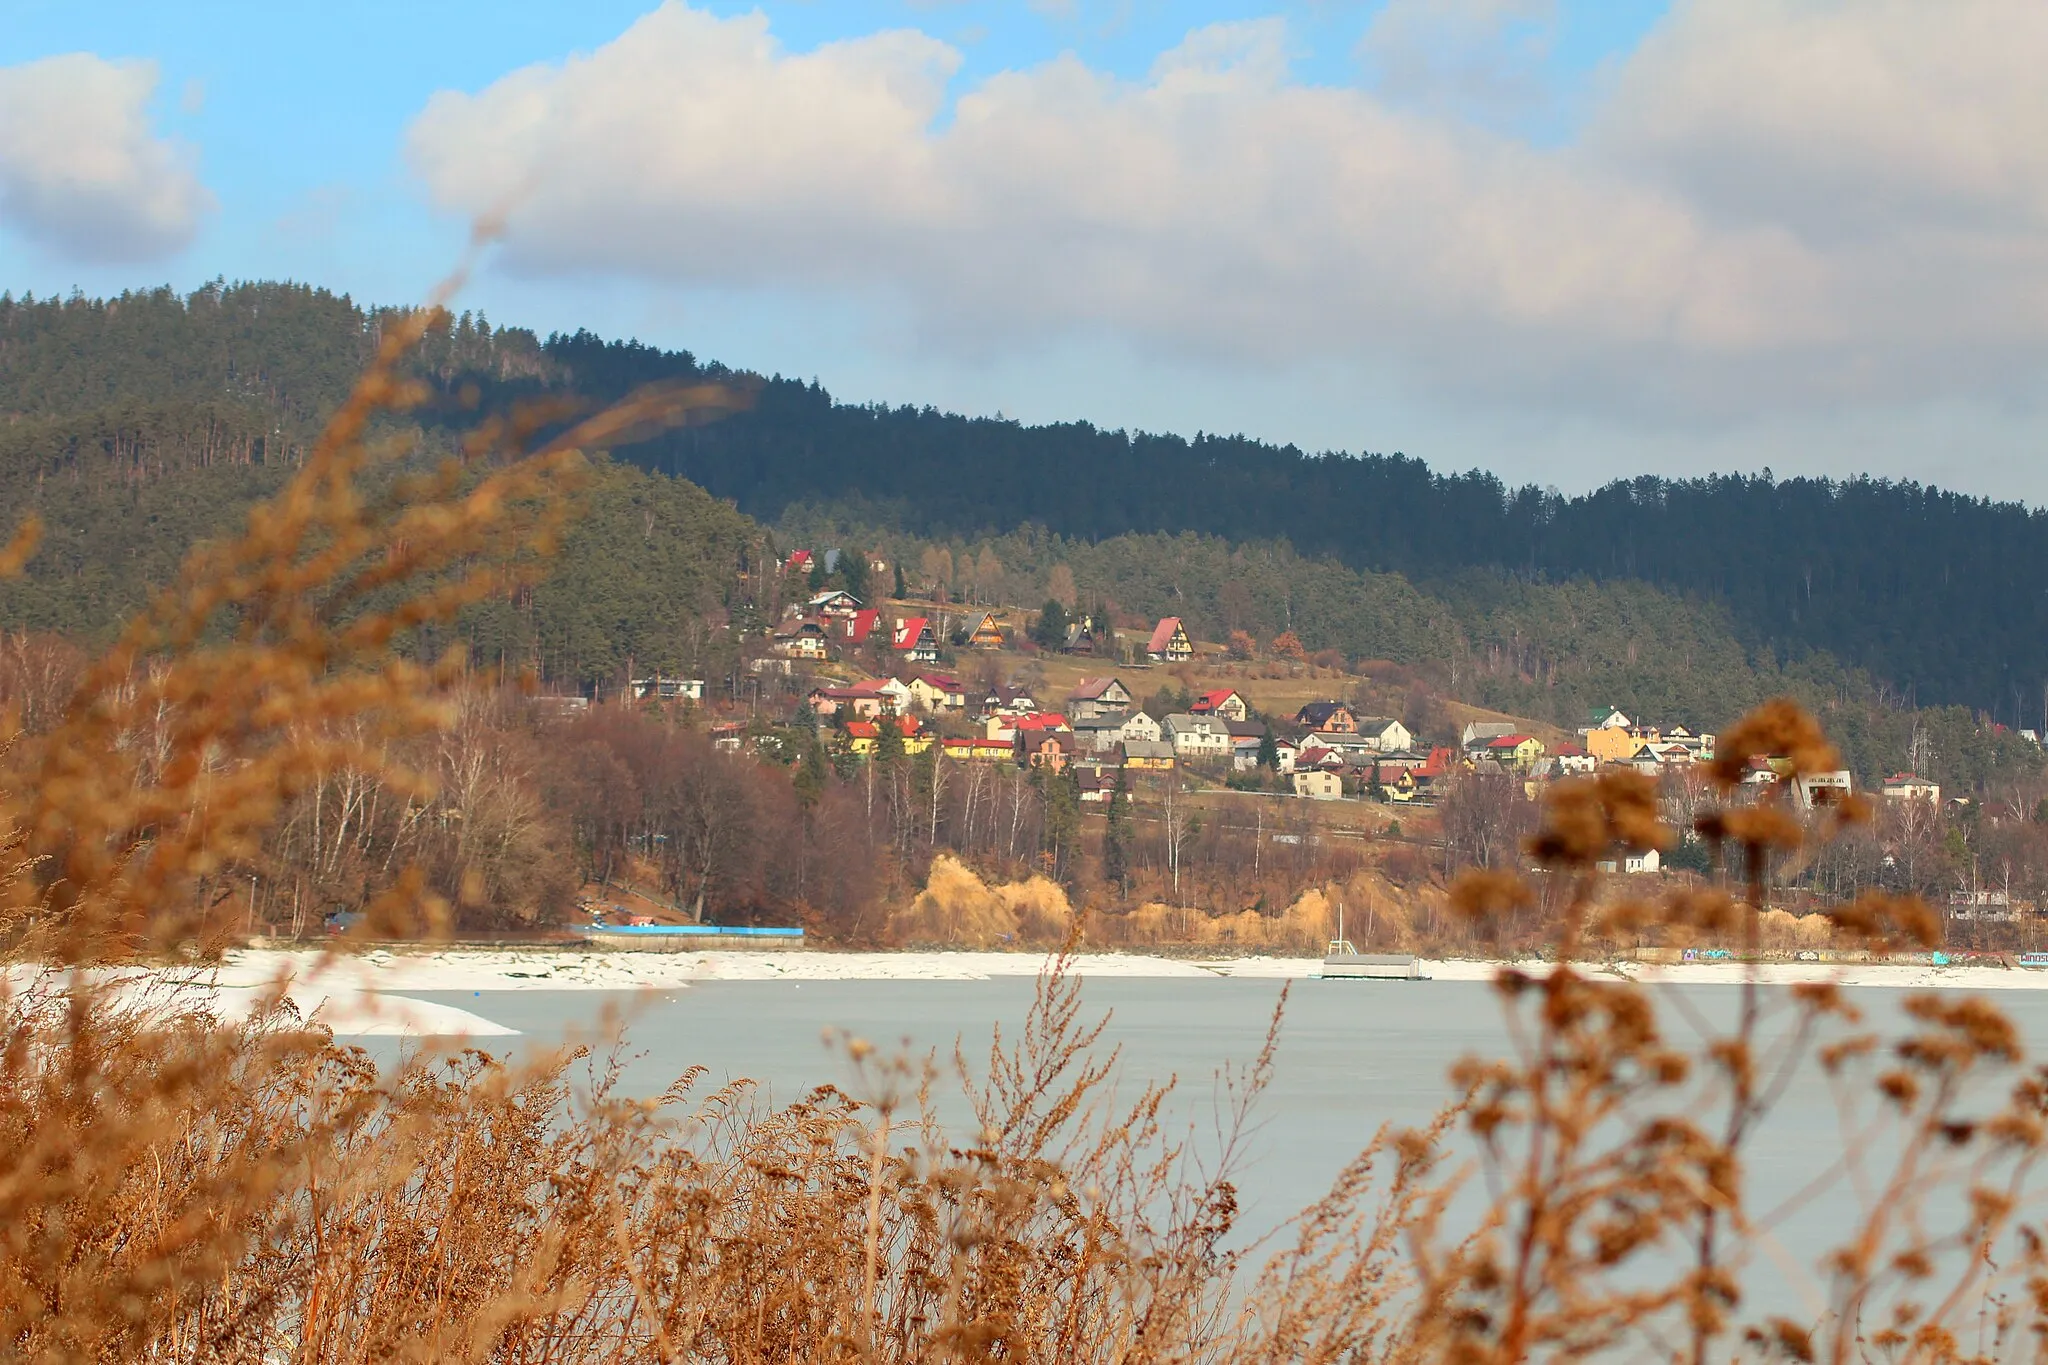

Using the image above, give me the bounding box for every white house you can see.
[805,590,863,619]
[1117,711,1163,745]
[905,673,967,713]
[630,676,704,702]
[1354,717,1413,752]
[1596,849,1662,875]
[1793,771,1854,812]
[1882,773,1941,805]
[1461,721,1518,749]
[1293,769,1343,800]
[1067,677,1134,721]
[1163,713,1234,760]
[1071,718,1128,754]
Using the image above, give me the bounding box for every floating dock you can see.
[583,924,805,951]
[1318,949,1428,981]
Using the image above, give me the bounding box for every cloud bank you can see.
[0,54,212,262]
[406,0,2048,423]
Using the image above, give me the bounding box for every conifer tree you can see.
[1103,770,1132,892]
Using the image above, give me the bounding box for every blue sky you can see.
[4,1,2045,501]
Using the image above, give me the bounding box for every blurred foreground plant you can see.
[0,289,739,961]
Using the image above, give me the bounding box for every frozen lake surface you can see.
[389,975,2048,1323]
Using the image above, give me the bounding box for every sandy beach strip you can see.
[216,946,2048,996]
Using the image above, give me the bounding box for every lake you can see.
[399,975,2048,1325]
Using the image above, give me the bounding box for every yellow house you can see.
[845,718,934,757]
[1582,727,1639,764]
[1121,739,1177,771]
[1483,734,1547,769]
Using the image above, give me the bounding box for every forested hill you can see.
[554,338,2048,726]
[4,282,2044,724]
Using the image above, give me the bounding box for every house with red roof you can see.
[1145,617,1193,664]
[844,715,932,756]
[837,608,881,645]
[906,672,967,712]
[1484,734,1546,769]
[1189,688,1249,722]
[892,616,940,663]
[1553,741,1596,774]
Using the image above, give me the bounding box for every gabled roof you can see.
[1015,712,1072,732]
[1147,617,1185,653]
[912,672,964,691]
[1296,700,1351,726]
[785,550,813,569]
[1354,715,1401,732]
[1068,676,1123,701]
[1487,734,1536,748]
[893,616,932,648]
[978,683,1038,714]
[1191,688,1243,712]
[846,716,920,740]
[772,617,828,638]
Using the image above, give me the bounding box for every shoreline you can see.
[18,947,2047,1039]
[214,944,2048,999]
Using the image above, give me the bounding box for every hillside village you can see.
[596,551,1958,872]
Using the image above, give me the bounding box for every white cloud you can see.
[405,0,2048,424]
[0,54,212,262]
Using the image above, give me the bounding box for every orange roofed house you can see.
[845,716,933,757]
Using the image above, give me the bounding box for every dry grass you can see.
[7,294,2048,1363]
[890,853,1074,946]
